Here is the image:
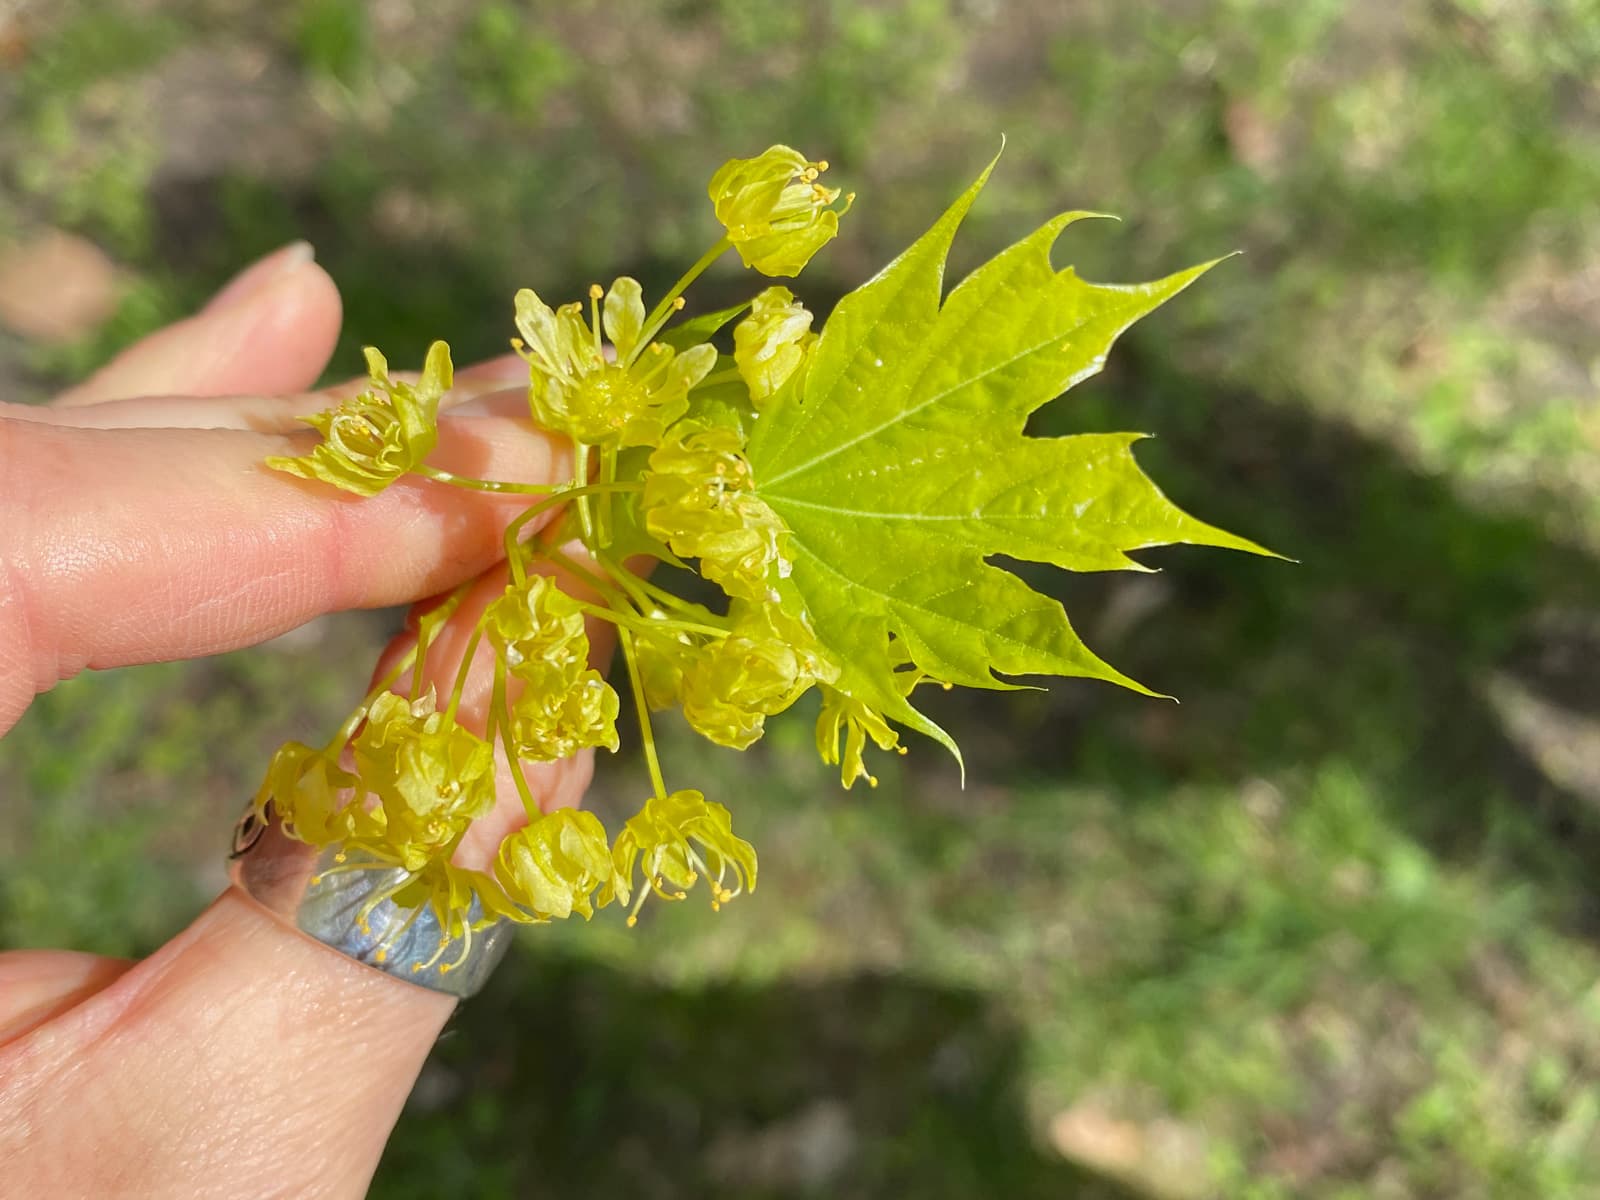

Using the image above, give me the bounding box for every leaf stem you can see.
[540,541,624,605]
[573,444,596,545]
[598,445,618,548]
[597,552,704,617]
[597,552,655,610]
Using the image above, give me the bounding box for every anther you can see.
[589,283,604,300]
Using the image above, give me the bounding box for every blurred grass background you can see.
[3,0,1599,1195]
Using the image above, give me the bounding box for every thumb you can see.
[53,242,342,406]
[0,890,452,1199]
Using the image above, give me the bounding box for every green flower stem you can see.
[617,625,669,802]
[491,656,540,820]
[444,626,484,725]
[631,235,732,365]
[415,465,560,495]
[574,600,729,641]
[541,544,640,620]
[324,643,420,757]
[598,553,708,618]
[603,559,655,611]
[597,445,618,548]
[573,444,597,545]
[535,544,681,802]
[411,578,475,702]
[502,481,644,587]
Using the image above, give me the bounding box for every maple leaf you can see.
[747,157,1274,768]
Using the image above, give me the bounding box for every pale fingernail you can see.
[205,241,315,312]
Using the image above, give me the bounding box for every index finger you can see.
[0,392,566,735]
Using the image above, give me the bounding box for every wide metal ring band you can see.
[228,802,514,1000]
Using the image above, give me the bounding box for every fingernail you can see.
[205,241,315,312]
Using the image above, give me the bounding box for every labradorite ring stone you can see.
[228,802,513,1000]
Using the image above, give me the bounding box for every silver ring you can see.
[228,802,514,999]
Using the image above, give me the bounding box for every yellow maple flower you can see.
[253,740,379,847]
[268,342,452,495]
[513,280,716,449]
[601,789,757,925]
[495,807,626,921]
[352,691,497,872]
[643,421,788,603]
[708,146,853,276]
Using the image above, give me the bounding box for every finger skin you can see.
[0,952,133,1042]
[0,410,569,736]
[0,253,552,1196]
[0,891,453,1199]
[51,257,342,407]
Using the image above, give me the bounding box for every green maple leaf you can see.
[747,156,1274,767]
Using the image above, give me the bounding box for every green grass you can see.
[3,1,1599,1195]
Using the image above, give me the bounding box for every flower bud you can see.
[733,286,816,406]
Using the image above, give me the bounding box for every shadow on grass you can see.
[962,349,1600,930]
[377,953,1136,1200]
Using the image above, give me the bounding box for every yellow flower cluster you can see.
[252,143,918,956]
[642,421,788,603]
[485,576,620,760]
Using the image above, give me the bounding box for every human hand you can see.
[0,244,601,1197]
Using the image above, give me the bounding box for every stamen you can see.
[627,879,650,927]
[442,919,474,974]
[414,930,452,974]
[632,347,677,390]
[310,857,392,886]
[372,898,426,963]
[355,872,416,935]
